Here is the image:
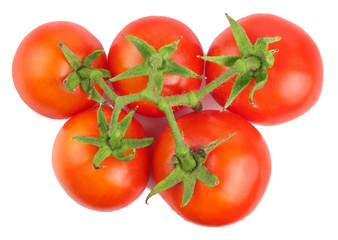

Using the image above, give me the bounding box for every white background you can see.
[2,0,337,239]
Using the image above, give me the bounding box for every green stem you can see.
[165,56,260,107]
[164,66,238,107]
[108,93,144,134]
[94,77,118,102]
[195,66,239,100]
[158,100,196,171]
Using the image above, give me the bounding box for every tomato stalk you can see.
[105,34,204,170]
[58,14,280,207]
[90,71,117,102]
[157,100,196,171]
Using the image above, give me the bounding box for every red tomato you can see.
[12,21,107,119]
[108,16,204,117]
[152,110,271,226]
[52,106,150,211]
[205,14,323,125]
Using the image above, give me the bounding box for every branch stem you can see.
[159,101,196,171]
[165,56,261,107]
[94,77,118,103]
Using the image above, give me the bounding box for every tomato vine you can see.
[56,14,280,207]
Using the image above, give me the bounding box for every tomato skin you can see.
[152,110,271,226]
[52,106,150,211]
[205,14,323,125]
[12,21,107,119]
[108,16,204,117]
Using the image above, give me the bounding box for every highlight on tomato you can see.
[204,14,323,125]
[151,110,271,226]
[108,16,204,117]
[52,106,151,211]
[12,21,108,119]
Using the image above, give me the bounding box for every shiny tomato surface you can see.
[13,21,107,119]
[152,110,271,226]
[52,106,150,211]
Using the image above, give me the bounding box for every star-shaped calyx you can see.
[74,106,153,169]
[201,14,281,109]
[58,42,111,103]
[146,133,235,207]
[109,35,204,95]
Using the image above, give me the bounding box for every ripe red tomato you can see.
[152,110,271,226]
[12,21,107,119]
[108,16,204,117]
[205,14,323,125]
[52,106,150,211]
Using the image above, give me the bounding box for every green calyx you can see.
[202,14,281,108]
[109,35,204,96]
[146,133,235,207]
[58,41,111,103]
[74,106,153,169]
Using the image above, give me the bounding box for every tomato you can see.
[52,106,150,211]
[152,110,271,226]
[108,16,204,117]
[205,14,323,125]
[12,21,107,119]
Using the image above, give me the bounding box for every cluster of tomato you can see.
[12,14,323,227]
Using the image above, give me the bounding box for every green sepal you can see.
[265,49,279,67]
[87,83,105,103]
[78,68,111,80]
[72,136,104,147]
[197,132,236,158]
[93,145,112,169]
[158,36,182,60]
[111,149,136,162]
[181,177,196,207]
[58,41,82,71]
[109,62,150,82]
[91,68,111,78]
[97,106,109,138]
[250,67,268,107]
[122,34,156,61]
[77,68,92,79]
[152,70,165,95]
[252,37,281,68]
[226,14,253,56]
[224,71,253,109]
[200,55,241,67]
[254,37,281,50]
[114,107,138,137]
[164,61,204,79]
[82,50,105,68]
[194,164,219,188]
[146,163,185,205]
[79,77,105,104]
[64,72,81,92]
[80,78,90,93]
[121,137,154,151]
